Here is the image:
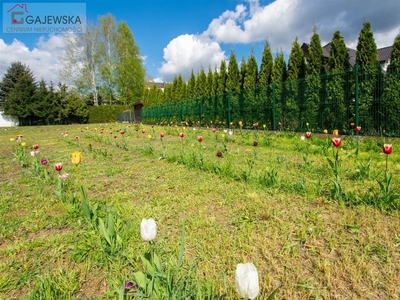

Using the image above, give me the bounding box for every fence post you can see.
[355,65,359,126]
[272,83,276,131]
[227,91,231,127]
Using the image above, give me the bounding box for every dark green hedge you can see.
[88,105,131,123]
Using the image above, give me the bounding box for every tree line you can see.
[0,14,146,125]
[142,21,400,133]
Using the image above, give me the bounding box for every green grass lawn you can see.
[0,124,399,299]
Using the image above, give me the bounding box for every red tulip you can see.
[197,136,203,142]
[142,129,146,134]
[120,130,125,135]
[179,132,184,138]
[54,163,63,172]
[212,128,216,133]
[350,123,355,128]
[253,141,258,147]
[32,144,39,150]
[305,132,312,139]
[382,144,393,155]
[355,126,361,132]
[160,133,165,138]
[216,151,223,158]
[75,136,79,140]
[253,122,258,128]
[331,138,342,147]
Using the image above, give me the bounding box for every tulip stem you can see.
[386,154,388,173]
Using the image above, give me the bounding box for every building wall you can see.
[0,111,18,127]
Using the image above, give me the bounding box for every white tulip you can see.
[235,263,259,299]
[140,218,157,241]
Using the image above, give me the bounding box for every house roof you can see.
[301,42,393,66]
[378,46,392,62]
[322,43,357,66]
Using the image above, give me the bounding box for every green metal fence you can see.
[142,62,400,134]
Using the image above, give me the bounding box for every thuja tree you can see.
[226,50,241,124]
[355,20,381,132]
[271,51,287,128]
[186,70,196,100]
[323,30,351,131]
[243,51,259,124]
[382,34,400,133]
[203,67,215,124]
[304,26,324,129]
[285,37,305,129]
[258,40,273,127]
[216,60,227,124]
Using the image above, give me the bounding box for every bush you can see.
[88,105,131,123]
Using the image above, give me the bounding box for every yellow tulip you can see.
[147,134,152,139]
[333,129,339,136]
[21,142,26,147]
[323,129,328,134]
[71,151,82,165]
[221,133,225,138]
[9,138,15,142]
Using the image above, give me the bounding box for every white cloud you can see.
[158,34,226,82]
[203,0,400,51]
[0,34,65,84]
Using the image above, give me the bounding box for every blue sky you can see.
[1,0,400,84]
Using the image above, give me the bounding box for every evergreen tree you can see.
[195,67,207,98]
[204,67,214,124]
[226,50,241,123]
[355,20,381,131]
[304,26,324,129]
[271,51,287,129]
[390,34,400,62]
[4,73,37,124]
[240,56,247,90]
[115,22,145,105]
[0,62,34,108]
[286,37,305,129]
[382,34,400,132]
[171,76,180,102]
[258,40,273,127]
[216,60,227,124]
[243,51,259,123]
[32,79,50,123]
[323,31,350,130]
[175,75,185,101]
[187,70,196,100]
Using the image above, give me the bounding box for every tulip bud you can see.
[54,163,63,172]
[179,132,185,138]
[160,133,165,138]
[331,137,342,147]
[197,136,203,142]
[305,132,312,139]
[71,151,82,165]
[382,144,393,155]
[140,218,157,241]
[235,263,259,299]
